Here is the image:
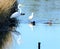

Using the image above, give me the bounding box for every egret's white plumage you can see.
[18,4,24,14]
[29,12,34,20]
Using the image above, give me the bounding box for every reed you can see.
[0,0,18,49]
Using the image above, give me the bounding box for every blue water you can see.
[11,0,60,49]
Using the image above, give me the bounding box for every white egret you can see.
[29,12,34,20]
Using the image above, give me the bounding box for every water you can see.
[18,0,60,23]
[11,0,60,49]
